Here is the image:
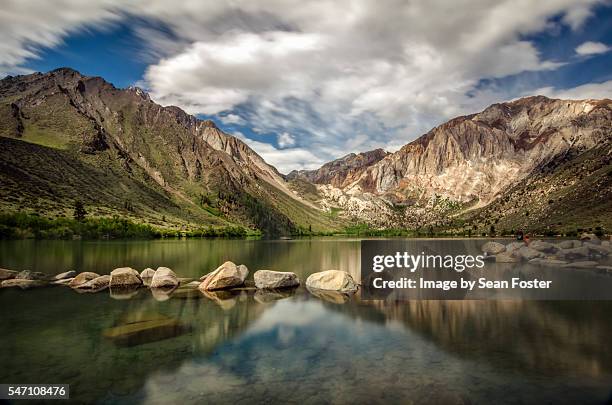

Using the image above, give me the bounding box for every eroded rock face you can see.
[481,242,506,255]
[109,267,142,288]
[254,270,300,289]
[305,270,358,293]
[150,267,179,289]
[69,272,100,288]
[199,262,248,291]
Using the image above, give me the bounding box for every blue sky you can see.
[2,1,611,172]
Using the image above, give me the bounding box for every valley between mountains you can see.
[1,68,610,237]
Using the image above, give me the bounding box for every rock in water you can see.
[555,240,582,249]
[109,267,142,288]
[16,270,48,280]
[77,275,111,290]
[150,267,179,288]
[1,279,47,289]
[254,270,300,289]
[140,268,156,279]
[529,240,556,252]
[505,242,525,252]
[54,270,76,280]
[305,270,358,293]
[69,272,100,287]
[0,268,17,281]
[518,246,544,260]
[481,242,506,255]
[580,233,600,245]
[199,261,249,291]
[495,252,520,263]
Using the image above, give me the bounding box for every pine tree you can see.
[74,200,87,221]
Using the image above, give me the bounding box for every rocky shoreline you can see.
[481,234,612,272]
[0,263,360,303]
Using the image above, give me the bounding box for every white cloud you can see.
[534,80,612,100]
[575,41,610,55]
[277,132,296,148]
[0,0,608,172]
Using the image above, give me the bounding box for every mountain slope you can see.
[0,68,340,235]
[309,96,612,232]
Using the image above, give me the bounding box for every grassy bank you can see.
[0,212,256,240]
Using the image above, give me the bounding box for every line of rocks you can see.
[481,233,612,272]
[0,262,359,301]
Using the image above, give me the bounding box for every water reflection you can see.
[0,239,611,403]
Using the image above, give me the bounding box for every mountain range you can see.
[1,68,610,236]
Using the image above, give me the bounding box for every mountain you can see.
[0,68,340,235]
[287,149,388,188]
[308,96,612,233]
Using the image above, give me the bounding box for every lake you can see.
[1,238,612,404]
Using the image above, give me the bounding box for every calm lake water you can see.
[1,238,612,404]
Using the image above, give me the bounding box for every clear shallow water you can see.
[1,239,612,404]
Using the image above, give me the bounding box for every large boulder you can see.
[305,270,358,293]
[69,272,100,287]
[109,267,142,288]
[505,242,525,252]
[529,240,556,252]
[199,261,249,291]
[481,242,505,255]
[518,246,545,260]
[557,246,589,260]
[0,268,17,281]
[254,270,300,289]
[150,267,179,288]
[77,275,111,291]
[555,240,582,249]
[54,270,76,280]
[1,279,47,289]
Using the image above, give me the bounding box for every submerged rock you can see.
[109,267,142,288]
[103,315,188,347]
[1,279,47,289]
[254,270,300,289]
[0,268,17,281]
[481,242,505,255]
[199,261,248,291]
[54,270,76,280]
[69,272,100,288]
[150,267,179,288]
[305,270,358,293]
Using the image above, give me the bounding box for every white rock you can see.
[305,270,358,293]
[254,270,300,289]
[69,272,100,288]
[150,267,179,288]
[140,268,156,279]
[481,242,506,255]
[109,267,142,287]
[199,261,249,291]
[54,270,76,280]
